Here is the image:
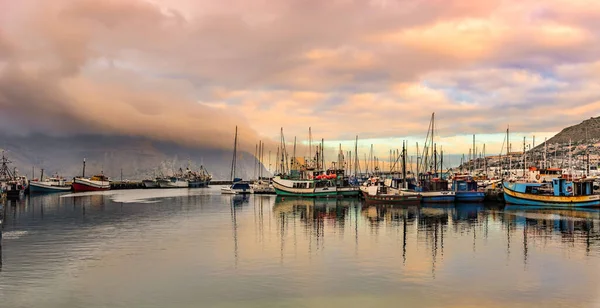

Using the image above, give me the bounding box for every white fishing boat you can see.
[30,175,71,193]
[157,177,189,188]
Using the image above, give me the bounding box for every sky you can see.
[1,0,600,158]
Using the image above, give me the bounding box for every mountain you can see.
[0,134,269,181]
[542,116,600,146]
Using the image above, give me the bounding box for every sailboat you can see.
[221,126,253,194]
[416,113,456,203]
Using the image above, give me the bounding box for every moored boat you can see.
[185,166,212,188]
[73,174,111,192]
[503,178,600,207]
[221,126,254,195]
[30,175,71,193]
[142,179,159,188]
[0,153,26,199]
[157,176,189,188]
[252,179,275,194]
[361,185,422,204]
[221,179,253,194]
[272,175,338,197]
[452,175,485,202]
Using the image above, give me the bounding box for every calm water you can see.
[1,188,599,307]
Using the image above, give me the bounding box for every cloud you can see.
[2,0,600,155]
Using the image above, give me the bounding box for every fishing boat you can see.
[142,179,159,188]
[0,153,26,199]
[221,126,253,195]
[72,159,110,192]
[73,174,110,192]
[415,113,456,203]
[452,175,485,202]
[29,171,71,193]
[503,178,600,207]
[185,166,212,188]
[252,179,275,194]
[272,174,338,197]
[362,185,422,204]
[157,176,189,188]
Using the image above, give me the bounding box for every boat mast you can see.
[472,134,475,174]
[402,140,407,189]
[82,158,86,178]
[440,147,444,179]
[434,143,437,178]
[354,135,358,177]
[544,137,548,169]
[416,142,420,181]
[507,126,511,178]
[523,136,526,179]
[230,126,237,181]
[293,136,297,171]
[321,138,325,171]
[254,143,258,181]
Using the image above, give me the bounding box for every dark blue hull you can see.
[188,180,210,188]
[455,191,485,203]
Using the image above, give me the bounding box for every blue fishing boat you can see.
[452,175,484,202]
[503,178,600,207]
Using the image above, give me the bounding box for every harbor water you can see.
[1,188,600,307]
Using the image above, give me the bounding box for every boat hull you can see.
[157,180,189,188]
[420,191,455,203]
[503,183,600,207]
[272,177,338,197]
[455,191,485,203]
[188,180,210,188]
[29,182,71,194]
[6,189,24,199]
[336,187,361,197]
[362,191,422,204]
[142,180,158,188]
[73,179,110,192]
[221,187,253,194]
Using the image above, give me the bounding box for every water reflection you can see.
[0,191,599,307]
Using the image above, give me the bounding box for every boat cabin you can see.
[231,182,251,191]
[452,176,478,192]
[507,178,594,197]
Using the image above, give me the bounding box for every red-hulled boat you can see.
[72,174,110,192]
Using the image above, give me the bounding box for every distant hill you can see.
[543,116,600,146]
[0,134,269,181]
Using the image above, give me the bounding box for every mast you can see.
[402,141,407,189]
[440,147,444,179]
[507,126,510,178]
[544,137,548,169]
[523,136,526,178]
[321,138,325,171]
[230,126,238,181]
[416,142,420,181]
[82,158,86,178]
[254,143,258,180]
[483,144,487,177]
[293,136,297,171]
[472,134,475,173]
[354,135,358,176]
[434,143,437,178]
[309,127,312,168]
